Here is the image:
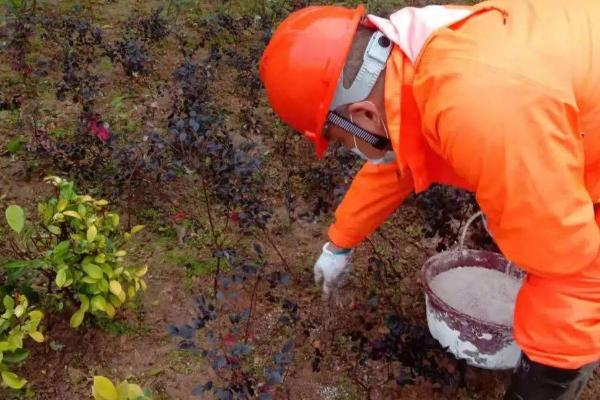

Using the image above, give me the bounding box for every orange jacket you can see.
[329,0,600,278]
[329,0,600,369]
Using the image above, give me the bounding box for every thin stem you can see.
[198,174,222,296]
[222,208,231,235]
[261,228,289,271]
[200,177,218,248]
[8,238,29,259]
[353,375,369,393]
[213,257,221,295]
[8,239,21,258]
[244,271,261,344]
[29,235,43,256]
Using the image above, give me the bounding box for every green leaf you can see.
[1,371,27,389]
[39,203,54,224]
[6,138,24,154]
[136,265,148,277]
[14,304,25,318]
[70,309,85,328]
[104,302,115,318]
[47,225,61,235]
[3,295,15,310]
[78,203,87,217]
[82,276,99,284]
[28,310,43,321]
[108,294,122,308]
[127,383,145,398]
[54,240,70,256]
[1,309,14,319]
[2,349,29,364]
[79,294,90,311]
[63,210,82,220]
[29,331,44,343]
[57,198,68,212]
[111,95,125,110]
[116,381,129,399]
[109,281,123,297]
[3,260,33,270]
[56,268,68,287]
[87,225,98,242]
[111,214,119,228]
[130,225,145,234]
[92,376,117,400]
[83,264,103,280]
[82,256,95,267]
[97,279,109,293]
[5,205,25,234]
[7,331,23,348]
[59,182,74,201]
[91,295,107,312]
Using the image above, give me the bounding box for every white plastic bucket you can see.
[421,213,524,370]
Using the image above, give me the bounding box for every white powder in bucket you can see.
[429,267,522,326]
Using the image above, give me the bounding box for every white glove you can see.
[314,242,353,297]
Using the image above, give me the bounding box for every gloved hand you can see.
[314,242,353,297]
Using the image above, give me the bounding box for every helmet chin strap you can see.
[326,111,391,150]
[328,30,393,148]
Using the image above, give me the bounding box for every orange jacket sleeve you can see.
[328,162,414,249]
[415,63,600,277]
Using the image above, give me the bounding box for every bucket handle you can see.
[459,211,486,250]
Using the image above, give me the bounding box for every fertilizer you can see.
[429,267,522,326]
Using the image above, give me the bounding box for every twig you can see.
[352,374,369,393]
[261,228,289,271]
[243,271,261,344]
[30,235,43,256]
[213,257,221,295]
[8,238,30,260]
[198,175,222,296]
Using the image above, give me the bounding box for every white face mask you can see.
[349,111,396,165]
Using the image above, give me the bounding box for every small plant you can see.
[108,8,169,77]
[0,294,44,390]
[168,245,294,399]
[3,176,148,329]
[92,375,152,400]
[5,138,25,155]
[39,177,148,327]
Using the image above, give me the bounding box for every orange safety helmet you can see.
[259,5,366,158]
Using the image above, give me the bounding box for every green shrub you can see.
[0,294,44,390]
[3,176,148,329]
